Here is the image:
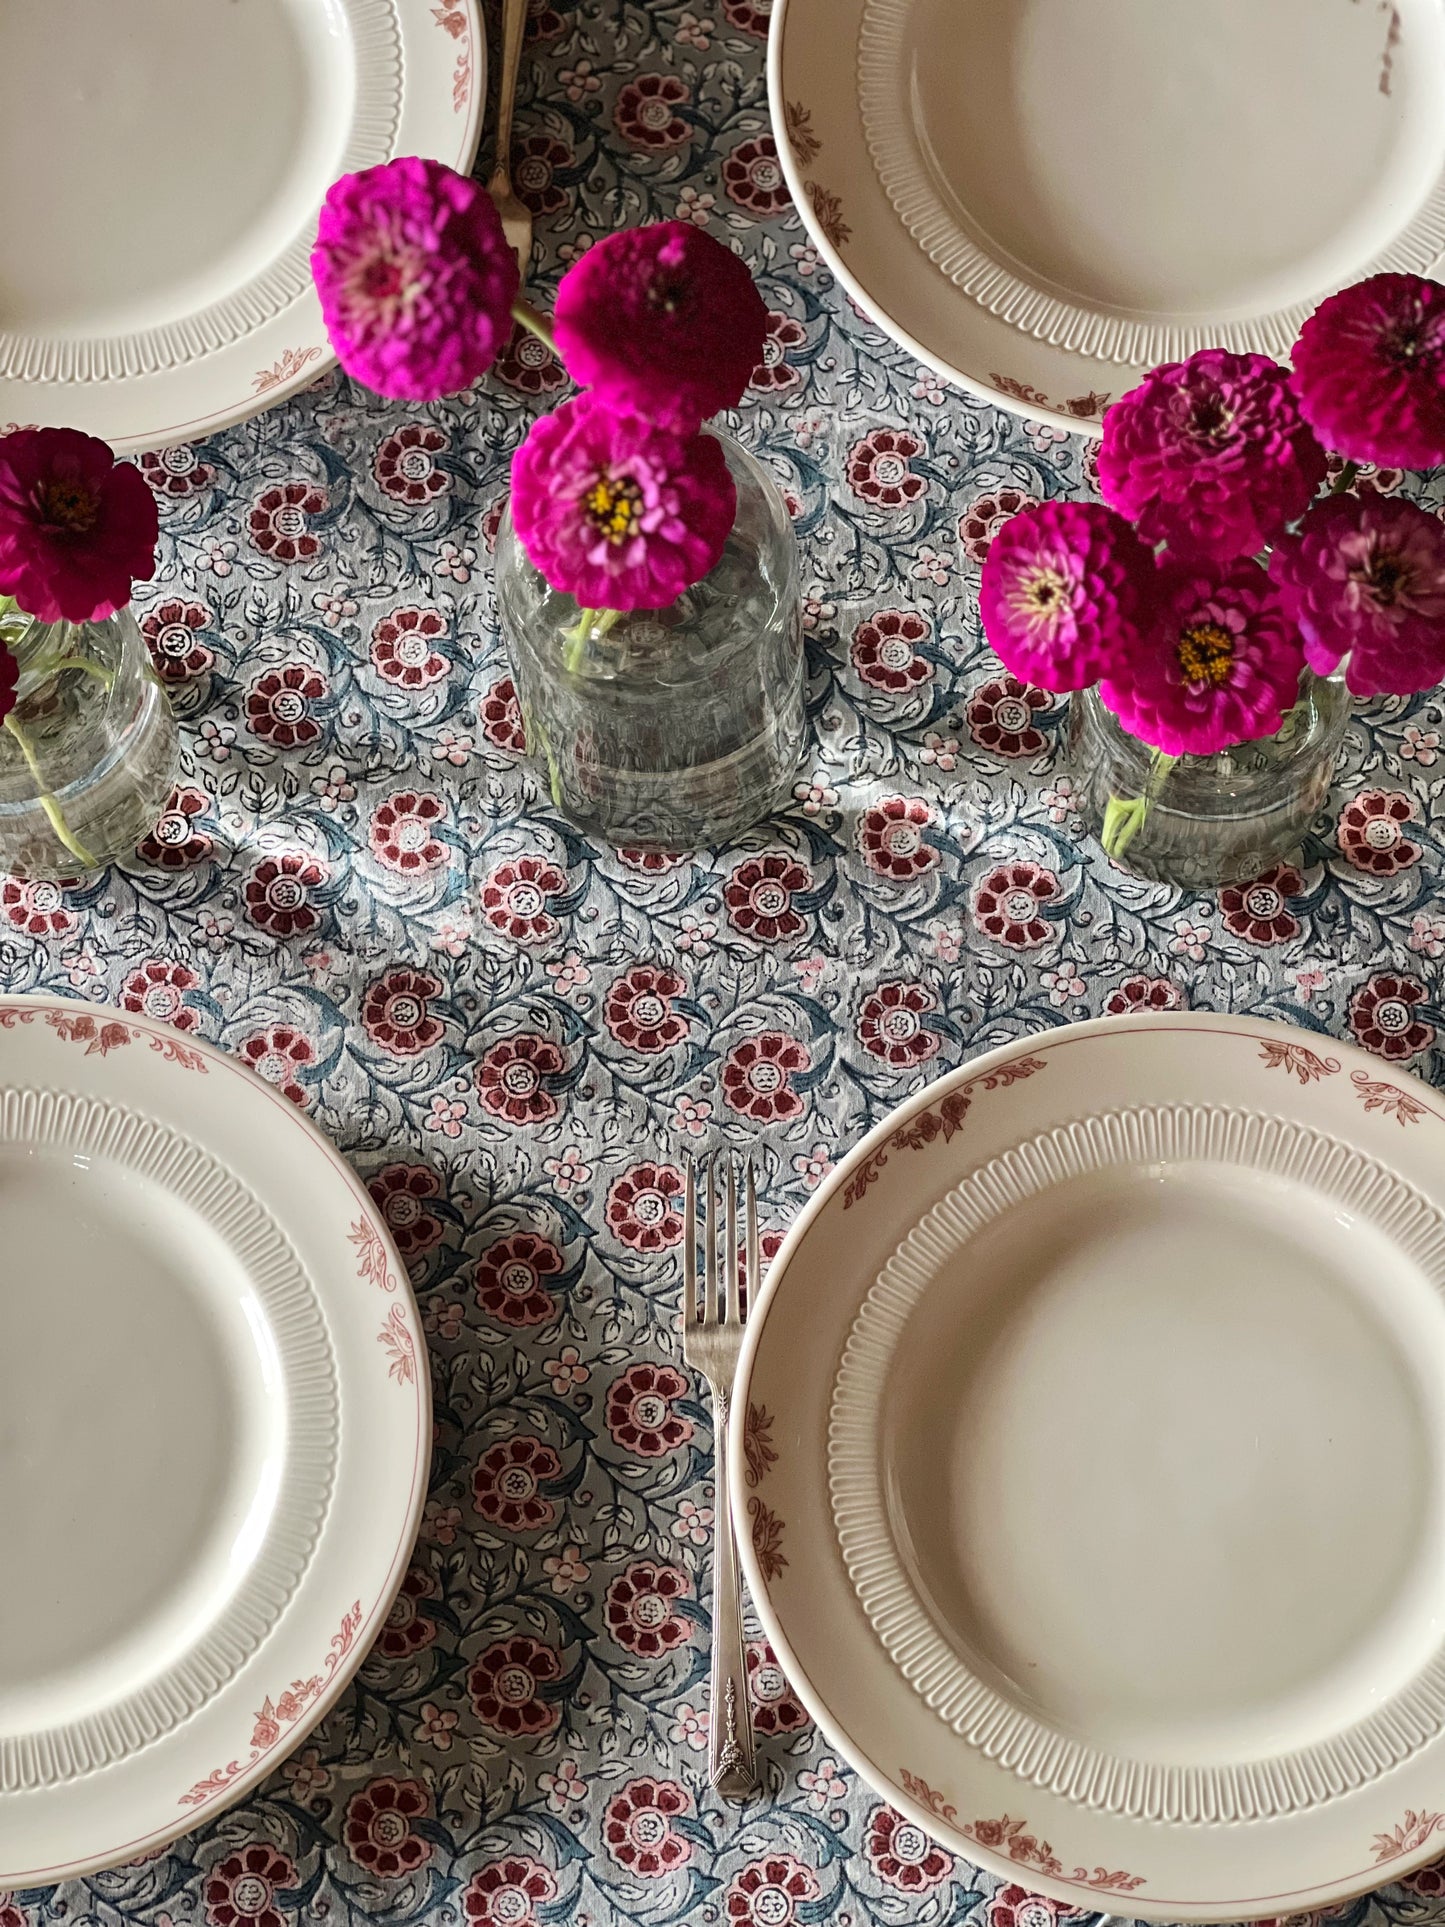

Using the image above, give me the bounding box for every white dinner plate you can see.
[0,995,429,1882]
[734,1014,1445,1921]
[771,0,1445,434]
[0,0,484,454]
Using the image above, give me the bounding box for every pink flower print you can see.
[857,981,941,1067]
[543,1144,590,1189]
[851,610,933,693]
[140,597,214,682]
[972,863,1060,949]
[793,1144,833,1189]
[423,1500,462,1543]
[1337,790,1421,875]
[242,851,327,939]
[677,13,713,50]
[281,1747,330,1800]
[673,1498,713,1545]
[370,790,448,873]
[1410,913,1445,958]
[604,1560,691,1657]
[309,764,356,810]
[675,915,716,955]
[919,731,959,772]
[799,1757,847,1807]
[1170,917,1212,961]
[1105,974,1182,1016]
[435,539,475,583]
[1220,864,1304,946]
[371,606,449,687]
[675,184,715,225]
[606,1162,685,1250]
[606,1361,693,1455]
[846,428,926,509]
[559,59,601,100]
[673,1093,712,1137]
[1401,723,1440,764]
[373,424,450,505]
[910,545,952,584]
[203,1844,297,1927]
[968,676,1050,758]
[912,370,946,405]
[546,950,591,991]
[721,1031,810,1122]
[722,134,790,215]
[864,1807,953,1892]
[793,777,839,815]
[859,796,937,879]
[481,854,567,944]
[237,1026,314,1105]
[362,967,445,1056]
[927,922,963,965]
[604,1778,696,1877]
[121,958,199,1032]
[476,1033,565,1124]
[725,1853,820,1925]
[426,1093,468,1137]
[615,73,692,149]
[423,1301,465,1341]
[1293,967,1328,1000]
[751,311,807,396]
[605,963,691,1051]
[793,951,828,992]
[790,241,821,276]
[140,444,215,498]
[724,853,812,942]
[201,535,237,576]
[1042,961,1087,1006]
[414,1701,458,1749]
[544,1345,590,1393]
[542,1544,589,1592]
[312,586,358,629]
[248,480,327,562]
[1,877,76,938]
[539,1759,588,1809]
[245,665,326,748]
[958,487,1040,565]
[474,1232,562,1328]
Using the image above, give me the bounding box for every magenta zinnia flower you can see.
[1098,350,1327,565]
[1291,274,1445,470]
[0,428,158,624]
[510,394,736,609]
[1270,494,1445,697]
[979,500,1154,692]
[553,223,769,433]
[1101,563,1305,757]
[311,157,520,401]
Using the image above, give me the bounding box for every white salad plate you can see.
[734,1014,1445,1921]
[770,0,1445,433]
[0,996,429,1882]
[0,0,484,454]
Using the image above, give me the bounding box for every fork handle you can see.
[488,0,528,191]
[708,1383,758,1802]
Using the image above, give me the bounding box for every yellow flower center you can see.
[1176,621,1235,687]
[1015,564,1069,621]
[37,479,98,535]
[584,475,643,545]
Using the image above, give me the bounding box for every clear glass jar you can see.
[0,603,179,878]
[1067,674,1350,889]
[495,431,805,850]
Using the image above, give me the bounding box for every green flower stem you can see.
[511,298,557,356]
[1329,459,1359,497]
[43,654,115,688]
[3,712,97,868]
[562,605,621,674]
[1101,748,1178,864]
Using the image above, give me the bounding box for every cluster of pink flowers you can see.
[982,272,1445,757]
[312,160,767,612]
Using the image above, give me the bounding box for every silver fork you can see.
[683,1156,759,1803]
[486,0,533,272]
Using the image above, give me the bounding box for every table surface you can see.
[11,3,1445,1925]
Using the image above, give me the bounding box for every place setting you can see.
[7,1,1445,1923]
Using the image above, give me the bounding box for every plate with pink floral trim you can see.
[0,995,428,1883]
[772,0,1445,433]
[0,0,484,455]
[734,1012,1445,1921]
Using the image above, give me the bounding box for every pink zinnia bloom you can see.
[1102,562,1305,758]
[1291,274,1445,470]
[979,500,1154,692]
[311,157,520,401]
[0,427,158,623]
[510,394,736,609]
[1270,494,1445,697]
[1098,349,1327,564]
[553,222,768,433]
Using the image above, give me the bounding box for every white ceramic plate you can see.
[771,0,1445,434]
[0,0,484,454]
[0,995,429,1882]
[734,1014,1445,1921]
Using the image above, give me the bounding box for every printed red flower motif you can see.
[1,876,75,937]
[1404,1860,1445,1899]
[858,981,941,1068]
[362,966,446,1055]
[859,796,937,879]
[477,1033,565,1123]
[0,1902,26,1927]
[138,785,213,869]
[370,790,448,872]
[376,1564,437,1658]
[367,1163,444,1259]
[604,964,690,1051]
[723,0,771,33]
[526,0,564,38]
[723,854,812,941]
[140,597,214,682]
[847,428,926,508]
[605,1560,691,1656]
[865,1807,954,1892]
[121,959,199,1032]
[959,487,1041,564]
[248,481,326,562]
[480,498,506,552]
[721,1032,810,1122]
[967,676,1050,757]
[1220,864,1303,945]
[238,1025,314,1106]
[481,854,567,943]
[468,1635,561,1735]
[203,1844,297,1927]
[243,851,327,938]
[343,1776,431,1878]
[616,73,692,149]
[972,862,1060,948]
[1351,973,1435,1061]
[751,311,807,394]
[373,423,450,505]
[988,1884,1075,1927]
[851,610,932,692]
[474,1231,563,1326]
[370,606,449,687]
[512,133,573,216]
[473,1434,562,1530]
[747,1639,809,1734]
[617,845,688,871]
[461,1856,557,1927]
[723,134,790,215]
[479,676,527,752]
[140,445,215,498]
[725,1854,820,1925]
[495,320,568,395]
[245,665,327,748]
[606,1161,685,1248]
[1338,789,1421,875]
[606,1361,694,1456]
[604,1777,694,1875]
[1106,974,1183,1015]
